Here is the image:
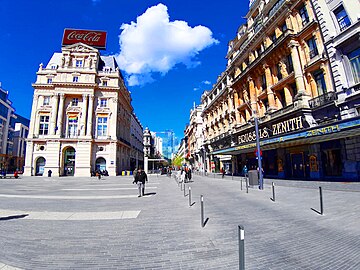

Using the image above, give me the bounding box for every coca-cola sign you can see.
[62,29,107,49]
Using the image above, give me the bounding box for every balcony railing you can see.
[309,92,337,108]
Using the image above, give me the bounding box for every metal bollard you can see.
[201,195,204,227]
[246,176,249,194]
[240,178,243,190]
[319,186,324,215]
[189,187,192,207]
[238,225,245,270]
[183,183,186,197]
[271,182,275,202]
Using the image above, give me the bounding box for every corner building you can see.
[24,43,133,177]
[202,0,360,180]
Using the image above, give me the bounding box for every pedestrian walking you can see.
[133,168,148,197]
[47,170,52,177]
[187,167,192,182]
[180,169,186,183]
[221,167,225,178]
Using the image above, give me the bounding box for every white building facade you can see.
[24,43,133,177]
[130,113,144,170]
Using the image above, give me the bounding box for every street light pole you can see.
[254,116,263,190]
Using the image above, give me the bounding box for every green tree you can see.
[172,155,184,167]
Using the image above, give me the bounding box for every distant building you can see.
[0,83,30,172]
[24,38,134,176]
[153,130,178,160]
[130,113,144,170]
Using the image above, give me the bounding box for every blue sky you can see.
[0,0,247,139]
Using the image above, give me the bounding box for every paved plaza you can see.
[0,173,359,269]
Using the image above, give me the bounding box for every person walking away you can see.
[14,170,19,179]
[133,168,148,197]
[187,168,192,182]
[48,170,52,177]
[221,167,225,178]
[180,169,186,183]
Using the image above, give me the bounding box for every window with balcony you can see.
[286,54,294,73]
[348,47,360,84]
[307,37,318,59]
[299,4,309,26]
[43,96,50,106]
[68,117,78,138]
[73,76,79,82]
[334,5,351,31]
[39,115,49,135]
[314,70,327,96]
[261,74,267,90]
[277,64,283,80]
[72,98,79,106]
[97,117,108,137]
[76,60,83,67]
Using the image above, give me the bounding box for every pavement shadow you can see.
[0,214,29,221]
[203,217,209,227]
[144,192,157,196]
[311,208,323,215]
[190,202,196,207]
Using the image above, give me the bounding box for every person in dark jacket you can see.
[133,168,148,197]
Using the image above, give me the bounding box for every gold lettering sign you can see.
[272,116,303,136]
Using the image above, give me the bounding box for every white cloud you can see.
[202,80,211,85]
[115,3,219,86]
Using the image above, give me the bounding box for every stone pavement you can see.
[0,174,359,269]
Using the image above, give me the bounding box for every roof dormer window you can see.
[103,67,111,73]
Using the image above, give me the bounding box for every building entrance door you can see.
[36,157,46,176]
[64,147,76,176]
[291,153,305,178]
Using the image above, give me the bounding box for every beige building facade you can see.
[24,43,133,177]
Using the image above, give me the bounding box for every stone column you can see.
[56,94,65,136]
[288,40,307,100]
[248,77,257,114]
[264,64,276,110]
[50,94,59,135]
[28,94,39,137]
[81,94,88,136]
[86,95,94,136]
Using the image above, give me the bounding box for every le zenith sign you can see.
[62,29,107,49]
[237,116,303,144]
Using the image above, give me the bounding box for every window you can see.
[102,81,108,86]
[271,32,277,43]
[307,37,318,59]
[43,96,50,105]
[100,98,107,107]
[72,98,79,106]
[103,67,111,73]
[262,98,269,111]
[277,64,283,80]
[68,117,78,138]
[286,54,293,73]
[76,60,83,67]
[281,22,287,33]
[334,5,351,31]
[39,115,49,135]
[279,90,286,107]
[299,5,309,25]
[290,83,297,97]
[97,117,108,137]
[47,78,52,84]
[51,65,57,69]
[314,70,327,96]
[348,47,360,84]
[73,76,78,82]
[261,74,267,90]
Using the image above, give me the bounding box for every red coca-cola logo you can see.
[62,29,107,49]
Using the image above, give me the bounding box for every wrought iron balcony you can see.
[309,92,337,108]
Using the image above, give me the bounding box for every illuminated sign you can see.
[62,29,107,49]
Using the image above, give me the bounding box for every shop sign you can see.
[237,116,303,145]
[62,29,107,49]
[306,125,340,137]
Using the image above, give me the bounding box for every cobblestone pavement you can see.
[0,174,359,269]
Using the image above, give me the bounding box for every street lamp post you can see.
[254,116,263,190]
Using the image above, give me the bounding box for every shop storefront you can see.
[212,116,360,181]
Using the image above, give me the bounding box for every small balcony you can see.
[309,92,337,108]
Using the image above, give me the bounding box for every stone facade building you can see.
[24,42,134,177]
[201,0,360,180]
